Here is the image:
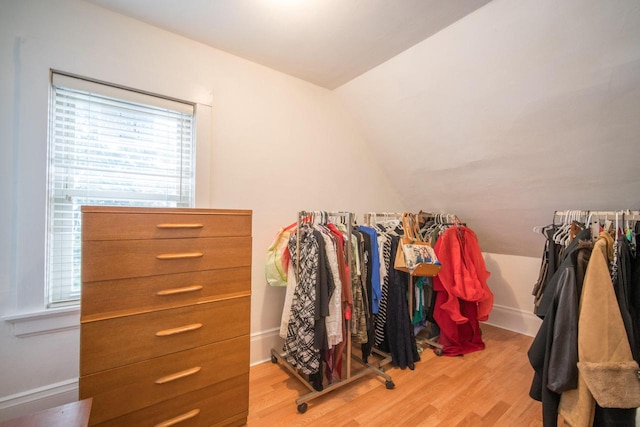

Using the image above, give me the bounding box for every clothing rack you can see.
[552,210,640,226]
[365,212,445,356]
[413,212,463,355]
[553,209,640,218]
[530,210,640,423]
[270,210,394,414]
[364,211,404,226]
[538,210,640,245]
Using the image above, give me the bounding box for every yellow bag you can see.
[265,222,296,286]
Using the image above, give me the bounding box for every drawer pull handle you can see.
[156,223,204,229]
[154,409,200,427]
[155,366,202,384]
[156,323,202,336]
[156,285,203,296]
[156,252,203,260]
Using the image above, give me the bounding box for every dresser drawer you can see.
[91,373,249,427]
[82,207,251,241]
[81,267,251,321]
[80,296,250,375]
[82,236,251,282]
[80,335,249,425]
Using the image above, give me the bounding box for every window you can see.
[47,73,195,306]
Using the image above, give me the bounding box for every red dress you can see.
[433,226,493,356]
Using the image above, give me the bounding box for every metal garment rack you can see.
[270,210,394,414]
[549,210,640,242]
[552,210,640,224]
[412,211,460,356]
[364,212,445,356]
[364,212,404,226]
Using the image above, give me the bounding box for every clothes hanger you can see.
[584,210,592,231]
[552,210,568,244]
[554,210,570,245]
[559,210,578,246]
[565,210,580,245]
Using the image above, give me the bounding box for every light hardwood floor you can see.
[247,324,547,426]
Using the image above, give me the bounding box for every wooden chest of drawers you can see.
[79,206,252,427]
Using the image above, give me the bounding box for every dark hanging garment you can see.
[354,230,374,361]
[614,236,637,361]
[528,230,592,427]
[358,229,374,316]
[313,229,332,352]
[385,236,420,369]
[533,226,560,313]
[633,228,640,365]
[535,228,591,319]
[528,269,578,427]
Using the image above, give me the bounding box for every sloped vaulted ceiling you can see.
[84,0,492,89]
[336,0,640,257]
[84,0,640,258]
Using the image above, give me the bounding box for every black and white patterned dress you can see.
[374,221,401,347]
[285,225,321,375]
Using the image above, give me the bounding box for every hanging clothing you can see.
[431,225,492,357]
[280,261,297,339]
[350,229,369,344]
[284,226,321,375]
[317,228,343,348]
[328,222,353,309]
[357,226,382,315]
[432,291,484,356]
[559,232,640,426]
[614,236,638,362]
[385,235,420,369]
[532,226,561,313]
[373,221,401,347]
[432,226,493,324]
[312,228,332,352]
[535,229,591,320]
[528,228,592,427]
[354,229,375,361]
[325,223,351,383]
[351,254,368,344]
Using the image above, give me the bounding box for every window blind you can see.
[47,73,195,306]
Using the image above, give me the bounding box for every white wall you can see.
[336,0,640,258]
[483,253,542,337]
[0,0,404,420]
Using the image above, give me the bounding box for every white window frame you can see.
[3,64,212,336]
[46,72,196,307]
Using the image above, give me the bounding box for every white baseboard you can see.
[0,379,78,422]
[250,327,284,366]
[483,304,542,337]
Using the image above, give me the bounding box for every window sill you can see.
[3,306,80,338]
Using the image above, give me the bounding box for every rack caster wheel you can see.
[271,355,278,364]
[385,380,395,390]
[435,348,443,356]
[297,403,308,414]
